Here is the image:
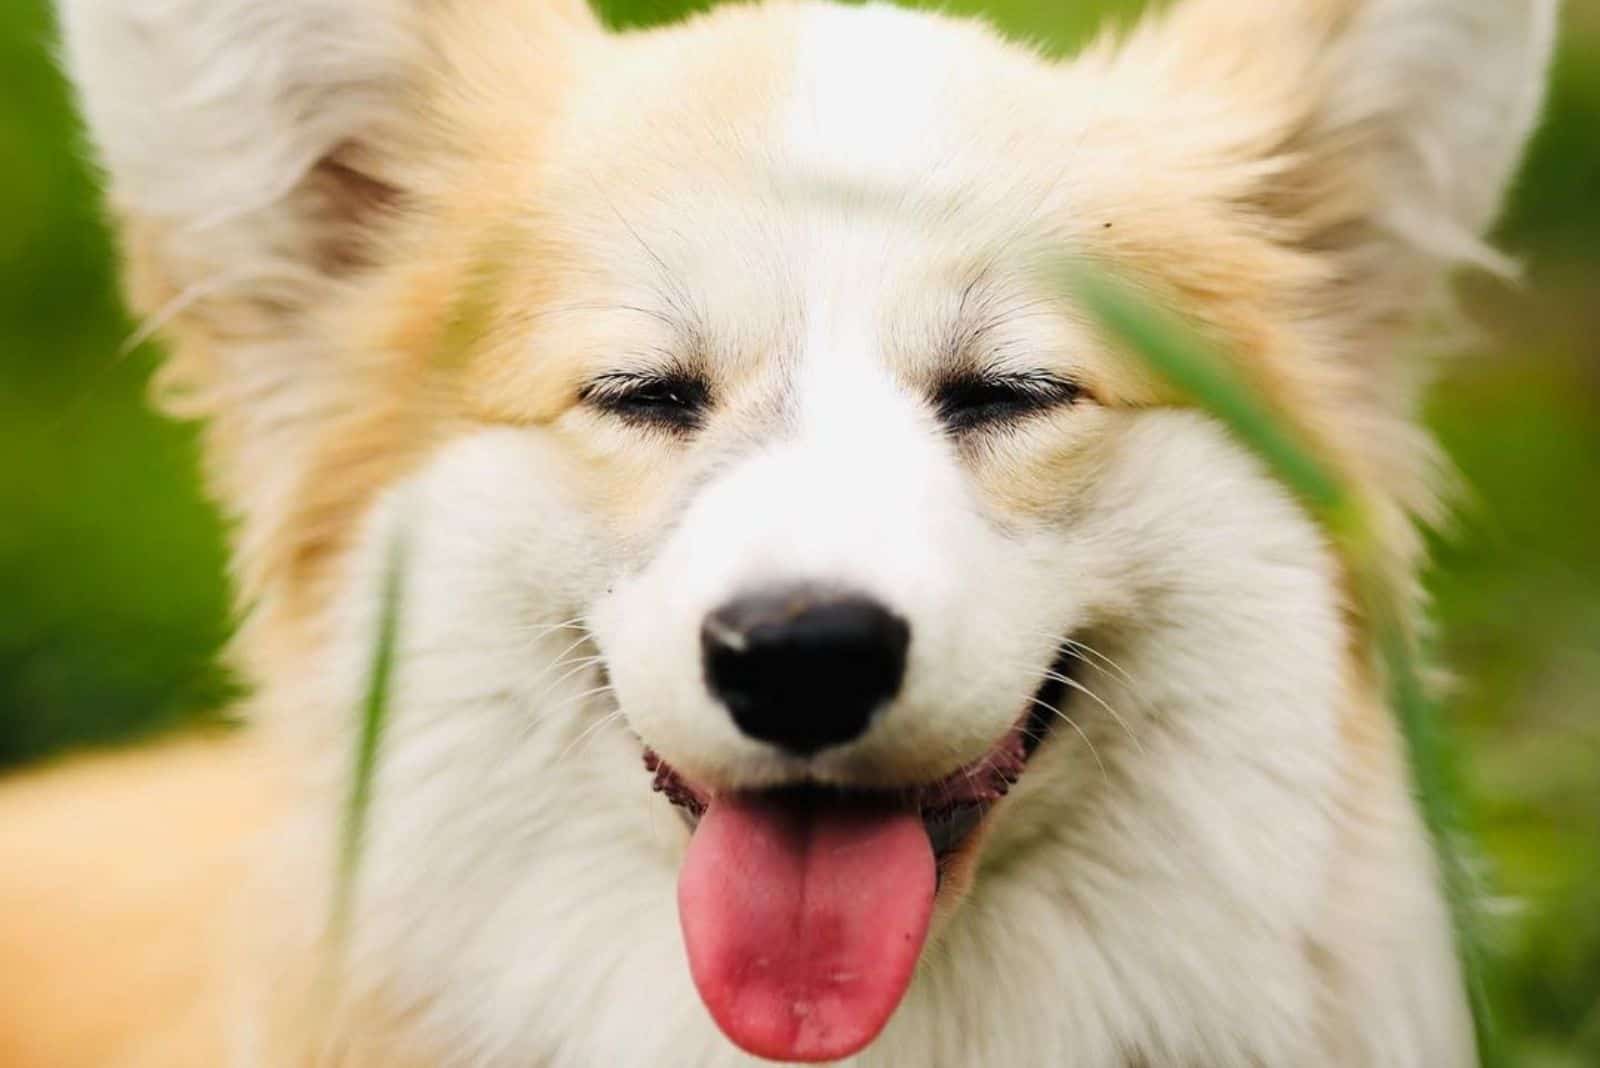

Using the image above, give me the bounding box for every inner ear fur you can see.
[1101,0,1557,329]
[59,0,601,602]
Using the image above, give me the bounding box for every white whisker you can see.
[528,655,607,708]
[519,631,601,694]
[119,268,262,356]
[1027,694,1107,781]
[1060,637,1133,687]
[556,707,626,764]
[1035,669,1144,756]
[543,632,597,667]
[518,617,589,639]
[1022,629,1134,687]
[530,684,620,741]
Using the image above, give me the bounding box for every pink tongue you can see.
[678,793,936,1063]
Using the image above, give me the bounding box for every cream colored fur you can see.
[4,0,1557,1064]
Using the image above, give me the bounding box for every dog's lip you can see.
[643,645,1080,864]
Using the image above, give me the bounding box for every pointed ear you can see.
[61,0,420,244]
[1106,0,1557,342]
[56,0,598,561]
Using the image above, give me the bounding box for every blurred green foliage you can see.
[1,0,1595,1061]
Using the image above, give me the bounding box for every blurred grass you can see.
[1,0,1596,1061]
[0,0,234,768]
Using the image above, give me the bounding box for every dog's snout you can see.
[701,590,910,756]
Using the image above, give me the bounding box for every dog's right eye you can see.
[579,371,711,433]
[933,371,1082,434]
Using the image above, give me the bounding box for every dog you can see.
[0,0,1556,1064]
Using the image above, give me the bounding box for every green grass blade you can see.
[333,526,408,942]
[1064,267,1352,525]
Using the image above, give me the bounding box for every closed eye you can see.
[580,371,712,433]
[933,371,1082,434]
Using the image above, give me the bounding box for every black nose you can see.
[701,590,910,756]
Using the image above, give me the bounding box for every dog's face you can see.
[61,0,1553,1062]
[556,9,1133,793]
[358,21,1176,1055]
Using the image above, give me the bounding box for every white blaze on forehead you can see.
[752,260,968,611]
[793,282,920,461]
[784,4,962,189]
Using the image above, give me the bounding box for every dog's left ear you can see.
[1107,0,1558,344]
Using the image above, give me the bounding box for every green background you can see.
[2,0,1596,1061]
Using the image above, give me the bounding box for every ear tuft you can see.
[58,0,426,239]
[1114,0,1558,291]
[56,0,599,607]
[1313,0,1559,271]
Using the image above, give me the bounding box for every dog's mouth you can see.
[645,651,1072,860]
[642,648,1080,1064]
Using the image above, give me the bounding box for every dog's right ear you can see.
[56,0,597,578]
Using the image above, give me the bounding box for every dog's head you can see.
[62,0,1552,1061]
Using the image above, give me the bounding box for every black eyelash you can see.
[579,371,712,433]
[933,371,1082,434]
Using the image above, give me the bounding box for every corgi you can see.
[2,0,1556,1064]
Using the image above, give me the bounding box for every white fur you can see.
[319,411,1457,1066]
[56,0,419,226]
[55,0,431,577]
[1326,0,1560,266]
[784,5,964,188]
[57,1,1555,1065]
[593,236,1063,793]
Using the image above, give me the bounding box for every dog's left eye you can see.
[933,372,1082,434]
[580,372,711,433]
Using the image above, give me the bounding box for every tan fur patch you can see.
[0,733,274,1067]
